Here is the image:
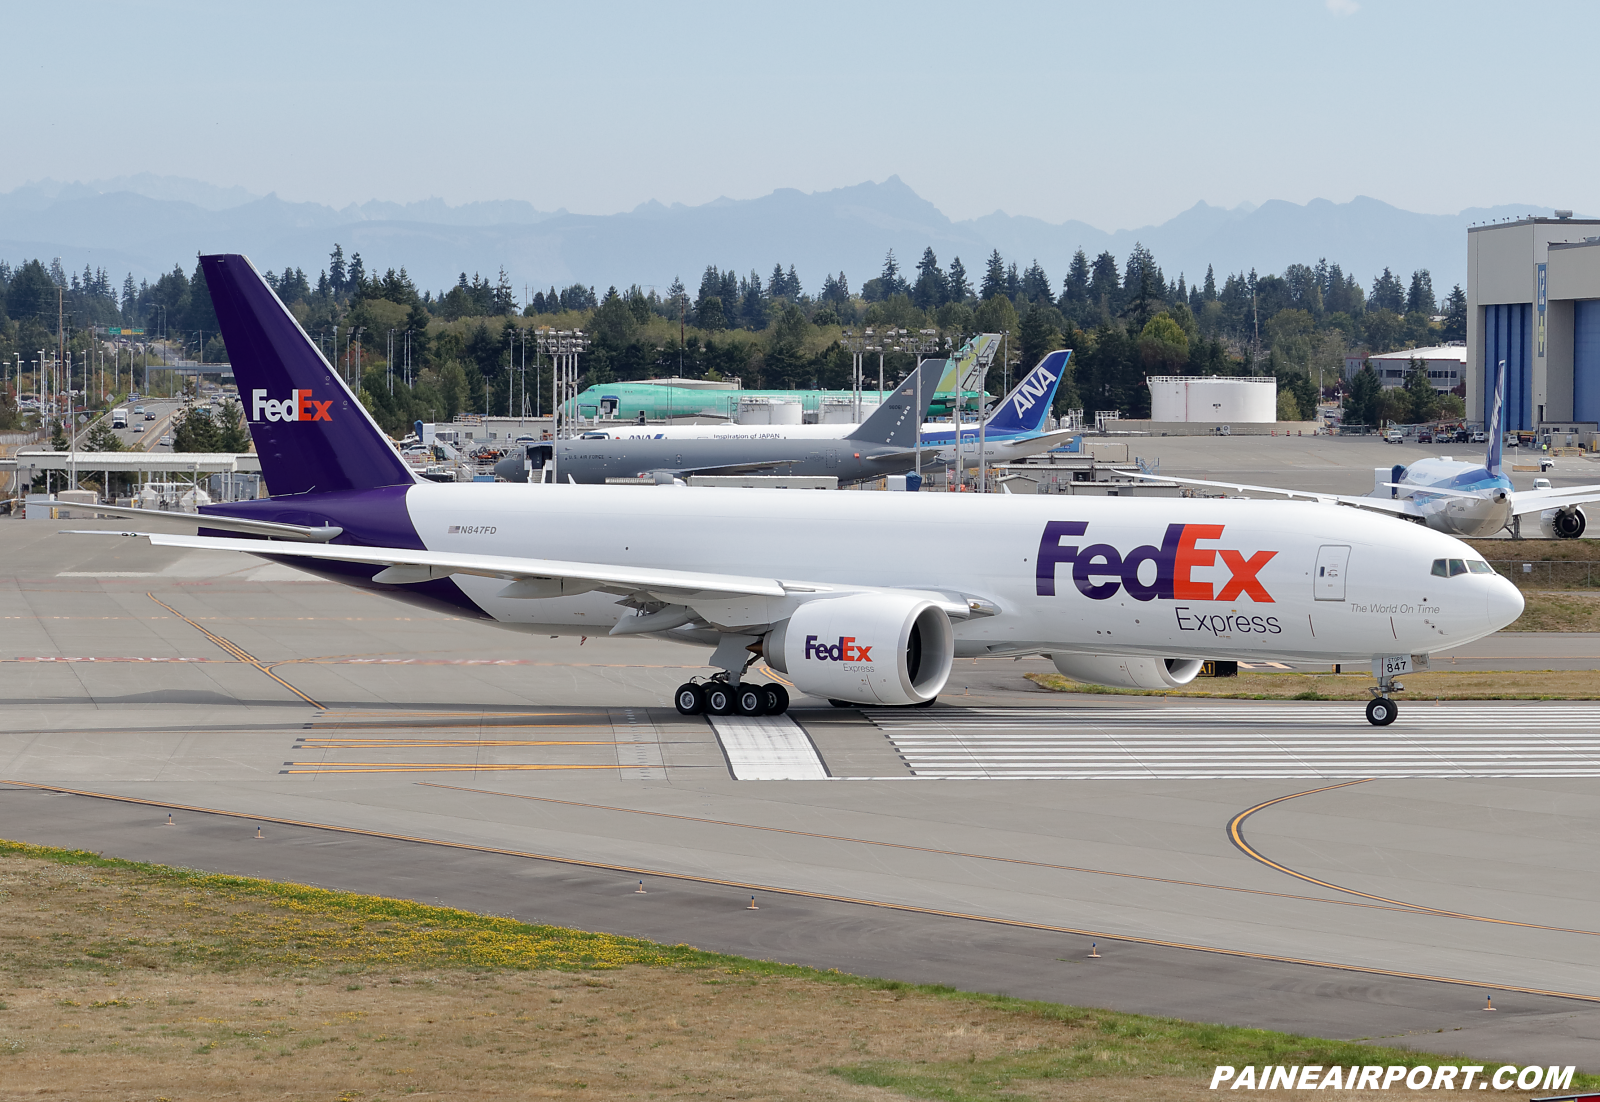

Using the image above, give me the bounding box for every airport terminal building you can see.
[1467,215,1600,432]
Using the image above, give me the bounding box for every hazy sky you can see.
[11,1,1592,229]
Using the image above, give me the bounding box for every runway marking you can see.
[417,782,1454,919]
[12,656,220,663]
[280,764,636,774]
[6,776,1598,1005]
[867,704,1600,778]
[707,714,829,780]
[145,594,323,708]
[1226,782,1600,939]
[297,739,666,749]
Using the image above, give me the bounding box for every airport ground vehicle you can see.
[69,255,1524,726]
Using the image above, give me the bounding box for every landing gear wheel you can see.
[673,683,705,716]
[762,684,789,715]
[734,685,768,716]
[704,684,735,716]
[1366,697,1398,726]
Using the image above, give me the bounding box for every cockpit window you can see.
[1435,557,1495,577]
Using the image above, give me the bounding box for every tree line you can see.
[0,237,1470,437]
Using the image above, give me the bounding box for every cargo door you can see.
[1314,545,1350,601]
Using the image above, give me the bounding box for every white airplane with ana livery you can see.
[1118,359,1600,539]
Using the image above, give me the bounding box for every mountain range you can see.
[0,174,1564,302]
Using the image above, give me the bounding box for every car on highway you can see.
[132,425,144,433]
[158,435,171,447]
[144,412,156,421]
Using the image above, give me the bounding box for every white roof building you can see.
[1343,344,1467,391]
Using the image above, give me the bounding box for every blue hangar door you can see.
[1483,303,1532,430]
[1574,300,1600,425]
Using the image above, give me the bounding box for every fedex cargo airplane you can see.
[1120,359,1600,539]
[73,255,1523,727]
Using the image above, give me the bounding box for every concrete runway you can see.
[3,519,1599,1069]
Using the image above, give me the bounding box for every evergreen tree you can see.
[1369,267,1405,313]
[328,245,347,296]
[1062,250,1090,308]
[1004,262,1021,301]
[1441,284,1467,342]
[1020,260,1053,305]
[912,247,947,310]
[947,257,971,302]
[1202,265,1217,302]
[1087,251,1119,311]
[878,250,907,297]
[1406,269,1437,315]
[980,250,1006,300]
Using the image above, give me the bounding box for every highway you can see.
[1,517,1598,1069]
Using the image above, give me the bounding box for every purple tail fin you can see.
[202,254,415,497]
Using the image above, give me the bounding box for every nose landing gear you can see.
[1365,696,1398,726]
[1365,669,1404,726]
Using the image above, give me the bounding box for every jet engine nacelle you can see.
[1049,654,1204,690]
[763,593,954,705]
[1537,505,1587,540]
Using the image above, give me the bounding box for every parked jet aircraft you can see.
[505,351,1072,481]
[72,255,1523,726]
[1118,359,1600,539]
[494,357,941,485]
[561,334,996,423]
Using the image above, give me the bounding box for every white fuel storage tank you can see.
[1147,376,1277,423]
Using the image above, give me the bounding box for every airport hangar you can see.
[1468,213,1600,439]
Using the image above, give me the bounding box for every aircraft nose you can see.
[1485,576,1524,631]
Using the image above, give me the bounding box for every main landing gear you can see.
[675,679,789,717]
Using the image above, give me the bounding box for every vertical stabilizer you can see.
[846,357,945,446]
[1485,357,1506,477]
[980,351,1070,435]
[202,254,416,497]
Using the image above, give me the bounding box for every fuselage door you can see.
[1314,545,1351,601]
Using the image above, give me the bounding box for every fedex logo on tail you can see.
[1036,521,1277,603]
[804,635,873,662]
[252,389,332,423]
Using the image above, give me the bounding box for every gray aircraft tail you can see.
[845,358,945,447]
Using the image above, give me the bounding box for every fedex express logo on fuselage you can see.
[1036,521,1277,603]
[251,389,332,423]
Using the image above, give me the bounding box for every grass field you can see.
[1026,669,1600,700]
[4,840,1586,1100]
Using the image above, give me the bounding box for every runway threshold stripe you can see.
[145,594,323,708]
[4,777,1596,1006]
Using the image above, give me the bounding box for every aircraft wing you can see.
[658,457,804,478]
[1509,484,1600,516]
[65,530,981,618]
[75,503,344,542]
[1111,470,1423,518]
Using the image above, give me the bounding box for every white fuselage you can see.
[1380,458,1515,538]
[381,484,1523,663]
[577,423,1068,467]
